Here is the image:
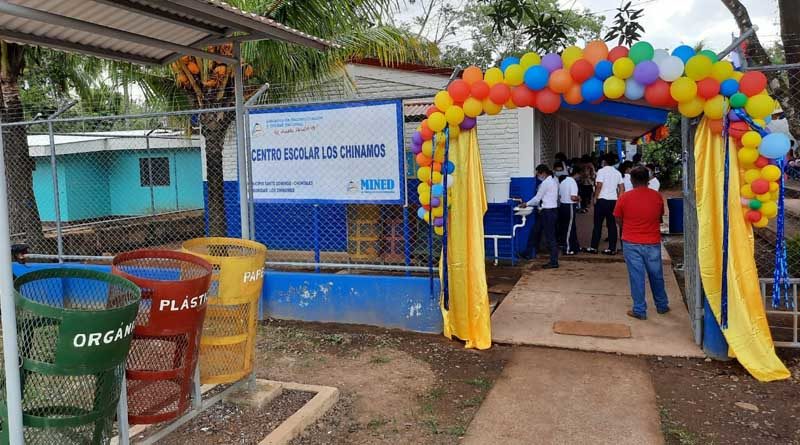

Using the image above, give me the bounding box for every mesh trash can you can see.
[1,268,140,445]
[112,250,212,425]
[182,238,267,384]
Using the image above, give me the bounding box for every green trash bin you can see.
[0,268,141,444]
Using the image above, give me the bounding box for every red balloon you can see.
[447,79,472,103]
[489,83,512,105]
[751,179,770,195]
[608,46,629,62]
[708,119,723,134]
[420,120,434,141]
[644,79,671,107]
[471,80,490,100]
[511,85,536,107]
[746,210,763,222]
[739,71,768,97]
[696,78,721,99]
[729,121,749,140]
[570,59,594,83]
[536,89,562,114]
[425,105,439,117]
[754,155,770,168]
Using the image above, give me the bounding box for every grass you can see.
[465,377,492,391]
[419,387,446,416]
[461,395,484,408]
[660,408,708,445]
[367,417,390,430]
[369,354,392,364]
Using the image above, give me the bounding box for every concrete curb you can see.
[258,380,340,445]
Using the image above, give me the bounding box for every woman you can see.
[578,155,596,213]
[521,164,560,269]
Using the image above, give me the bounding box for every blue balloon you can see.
[524,65,550,91]
[759,132,791,159]
[417,207,427,219]
[594,60,614,80]
[671,45,695,63]
[500,57,521,73]
[581,78,604,102]
[720,79,739,97]
[431,184,445,197]
[624,78,645,101]
[444,161,456,174]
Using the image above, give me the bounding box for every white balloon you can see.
[624,78,645,100]
[445,175,456,188]
[657,56,684,82]
[652,49,670,64]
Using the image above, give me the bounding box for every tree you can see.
[125,0,433,237]
[640,113,682,187]
[604,1,645,47]
[438,0,603,67]
[721,0,800,137]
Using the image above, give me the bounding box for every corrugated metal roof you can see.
[404,102,432,117]
[0,0,332,66]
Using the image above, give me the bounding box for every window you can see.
[139,157,170,187]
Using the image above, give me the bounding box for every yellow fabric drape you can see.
[439,128,492,349]
[695,118,789,382]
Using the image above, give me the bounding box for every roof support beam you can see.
[0,28,161,65]
[162,0,331,50]
[92,0,228,36]
[0,2,238,64]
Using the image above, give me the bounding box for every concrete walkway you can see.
[491,258,703,357]
[463,348,664,445]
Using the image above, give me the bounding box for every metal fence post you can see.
[233,41,251,240]
[0,120,26,444]
[48,119,65,262]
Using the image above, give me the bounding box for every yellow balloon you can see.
[421,140,433,157]
[769,182,779,192]
[434,147,446,163]
[432,171,443,184]
[731,71,744,81]
[432,205,444,218]
[753,217,769,228]
[612,57,635,79]
[741,131,762,148]
[703,95,726,120]
[505,98,517,109]
[417,166,431,182]
[737,147,759,166]
[744,94,775,120]
[670,77,697,103]
[744,168,761,184]
[434,91,453,112]
[761,165,782,182]
[435,133,446,147]
[760,201,776,219]
[482,98,502,115]
[505,64,525,86]
[418,191,431,205]
[434,225,444,236]
[448,124,460,138]
[445,106,465,126]
[771,191,780,200]
[741,184,755,198]
[520,52,541,69]
[562,46,584,69]
[428,111,446,132]
[484,67,504,86]
[678,96,705,118]
[417,182,430,194]
[685,55,713,80]
[710,61,734,82]
[603,76,626,99]
[757,193,772,202]
[752,118,767,127]
[422,211,431,223]
[463,97,483,118]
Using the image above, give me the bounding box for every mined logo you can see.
[158,293,207,312]
[72,321,136,348]
[360,179,395,193]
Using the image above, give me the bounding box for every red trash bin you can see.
[112,249,212,424]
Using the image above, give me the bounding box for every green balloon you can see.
[749,199,762,210]
[730,93,748,109]
[629,41,655,64]
[699,50,719,63]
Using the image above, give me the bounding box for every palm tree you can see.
[121,0,436,237]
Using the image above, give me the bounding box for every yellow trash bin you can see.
[182,237,267,384]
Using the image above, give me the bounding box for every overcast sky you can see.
[396,0,782,54]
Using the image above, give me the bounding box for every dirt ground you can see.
[254,320,510,445]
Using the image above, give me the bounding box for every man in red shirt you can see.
[614,166,670,320]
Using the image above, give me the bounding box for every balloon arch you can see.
[409,40,792,236]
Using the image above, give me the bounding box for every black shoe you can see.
[602,249,617,255]
[583,247,598,254]
[626,310,647,320]
[657,307,671,315]
[542,263,559,269]
[565,251,577,256]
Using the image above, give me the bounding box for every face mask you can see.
[555,170,567,177]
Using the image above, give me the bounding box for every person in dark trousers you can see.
[558,165,584,255]
[614,166,670,319]
[521,164,560,269]
[586,154,623,255]
[578,154,595,213]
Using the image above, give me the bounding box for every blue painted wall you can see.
[34,148,203,222]
[12,263,443,334]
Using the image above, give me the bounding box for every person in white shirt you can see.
[620,161,634,192]
[646,164,661,191]
[558,164,584,255]
[587,154,624,255]
[521,164,560,268]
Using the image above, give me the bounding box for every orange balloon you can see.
[564,84,583,105]
[583,40,609,65]
[462,66,483,85]
[707,119,723,134]
[548,69,573,94]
